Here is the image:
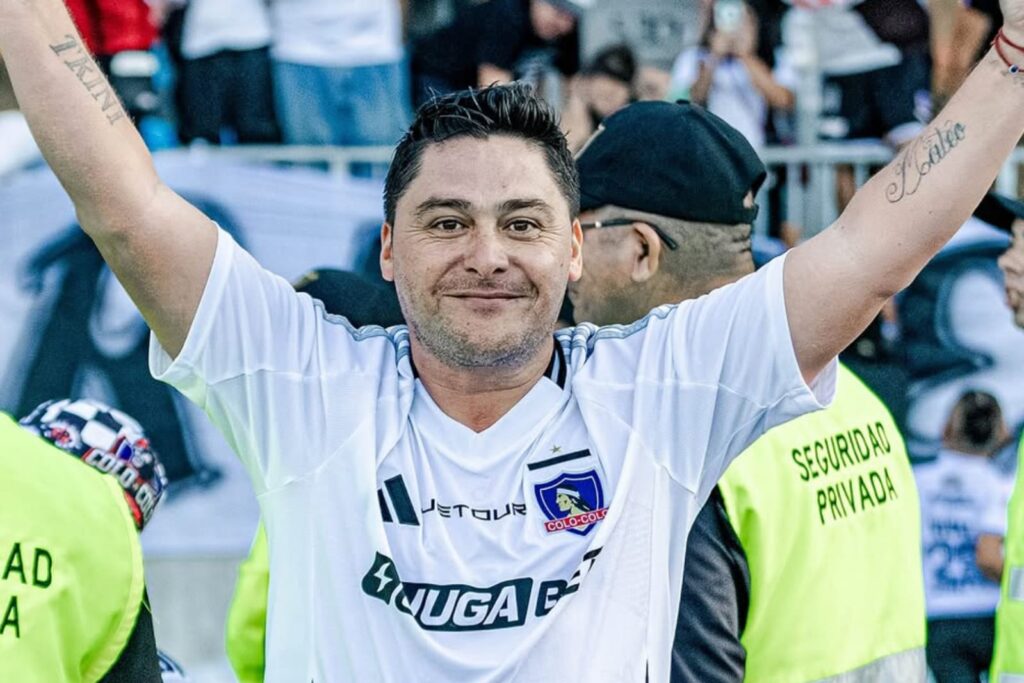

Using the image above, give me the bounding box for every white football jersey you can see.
[151,230,834,682]
[915,450,1010,619]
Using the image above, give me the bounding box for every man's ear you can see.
[631,222,662,283]
[380,222,395,282]
[568,218,584,282]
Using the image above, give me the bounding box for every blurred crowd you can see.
[0,0,1009,157]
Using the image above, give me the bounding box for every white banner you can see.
[0,151,385,556]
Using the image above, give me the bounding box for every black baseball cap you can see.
[576,100,767,225]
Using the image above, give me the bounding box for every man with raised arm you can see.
[3,1,1024,679]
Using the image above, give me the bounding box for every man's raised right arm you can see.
[0,0,216,358]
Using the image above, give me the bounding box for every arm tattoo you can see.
[885,120,966,204]
[48,35,126,125]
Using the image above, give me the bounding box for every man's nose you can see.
[462,228,510,277]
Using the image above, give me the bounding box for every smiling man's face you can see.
[381,135,583,369]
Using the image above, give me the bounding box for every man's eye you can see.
[434,220,464,232]
[508,220,537,233]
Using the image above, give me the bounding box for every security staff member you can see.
[694,365,924,681]
[0,399,164,682]
[566,102,927,681]
[989,197,1024,683]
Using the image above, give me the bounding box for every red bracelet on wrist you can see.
[1000,28,1024,52]
[996,28,1024,73]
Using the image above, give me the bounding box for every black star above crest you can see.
[550,445,562,454]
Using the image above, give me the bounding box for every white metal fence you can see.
[9,142,1024,235]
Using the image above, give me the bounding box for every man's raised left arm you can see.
[786,6,1024,383]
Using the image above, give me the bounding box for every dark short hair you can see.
[383,83,580,224]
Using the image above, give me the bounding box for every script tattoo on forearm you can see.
[885,120,966,204]
[48,35,125,125]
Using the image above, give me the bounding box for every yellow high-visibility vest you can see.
[0,413,144,682]
[719,364,926,682]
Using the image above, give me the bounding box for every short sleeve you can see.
[575,254,836,502]
[149,228,402,492]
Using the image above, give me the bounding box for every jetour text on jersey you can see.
[420,499,527,521]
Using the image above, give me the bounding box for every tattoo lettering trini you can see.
[48,35,125,125]
[885,121,966,204]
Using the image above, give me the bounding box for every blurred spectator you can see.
[163,0,280,145]
[936,0,1002,103]
[0,56,41,177]
[669,0,795,150]
[65,0,158,65]
[562,44,636,150]
[65,0,161,121]
[268,0,409,146]
[915,390,1014,682]
[410,0,586,107]
[784,0,930,146]
[781,0,929,208]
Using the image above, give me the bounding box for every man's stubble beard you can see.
[406,312,550,369]
[397,277,557,370]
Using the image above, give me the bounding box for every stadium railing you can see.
[184,143,1024,234]
[758,144,1024,237]
[7,143,1024,232]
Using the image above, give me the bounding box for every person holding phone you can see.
[669,0,796,149]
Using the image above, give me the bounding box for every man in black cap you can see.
[569,100,767,327]
[570,101,927,682]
